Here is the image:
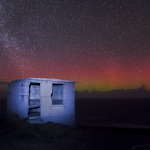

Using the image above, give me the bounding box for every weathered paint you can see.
[7,78,76,127]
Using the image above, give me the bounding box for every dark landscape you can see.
[0,98,150,150]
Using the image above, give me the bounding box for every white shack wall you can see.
[49,82,75,126]
[7,78,76,127]
[40,81,52,120]
[40,81,75,126]
[7,80,29,118]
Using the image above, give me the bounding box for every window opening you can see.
[52,84,63,105]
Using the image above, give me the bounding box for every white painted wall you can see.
[7,79,29,118]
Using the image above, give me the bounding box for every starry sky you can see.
[0,0,150,94]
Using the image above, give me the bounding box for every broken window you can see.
[52,84,63,105]
[28,83,40,118]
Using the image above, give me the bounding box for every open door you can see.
[28,83,40,119]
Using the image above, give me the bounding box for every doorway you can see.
[28,83,40,118]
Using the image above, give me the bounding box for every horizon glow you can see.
[0,0,150,93]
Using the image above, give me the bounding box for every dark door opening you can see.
[28,83,40,118]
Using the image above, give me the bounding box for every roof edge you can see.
[10,78,76,83]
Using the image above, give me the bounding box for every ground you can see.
[0,113,150,150]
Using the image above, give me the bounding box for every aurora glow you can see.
[0,0,150,95]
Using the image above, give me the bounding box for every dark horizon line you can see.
[76,85,147,92]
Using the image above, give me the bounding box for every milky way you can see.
[0,0,150,92]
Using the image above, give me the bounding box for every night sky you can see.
[0,0,150,94]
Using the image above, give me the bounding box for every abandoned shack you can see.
[7,78,76,126]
